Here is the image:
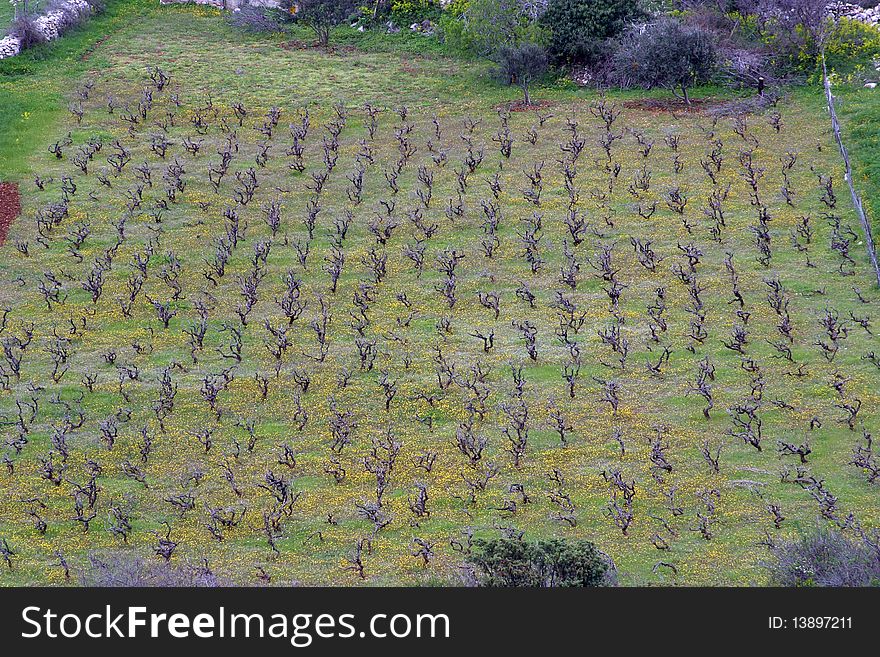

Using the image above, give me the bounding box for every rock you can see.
[409,19,436,35]
[827,2,880,27]
[0,36,21,59]
[385,21,399,34]
[866,82,878,88]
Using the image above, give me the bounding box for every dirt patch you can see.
[497,99,556,113]
[80,34,111,61]
[400,59,421,75]
[0,182,22,246]
[279,40,357,56]
[621,97,723,114]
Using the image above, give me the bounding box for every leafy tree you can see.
[294,0,358,47]
[612,18,717,104]
[467,537,615,587]
[446,0,549,55]
[496,42,549,106]
[738,0,831,62]
[540,0,646,65]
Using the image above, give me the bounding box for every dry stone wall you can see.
[1,0,93,59]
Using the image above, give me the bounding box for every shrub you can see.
[612,17,718,104]
[9,16,47,50]
[495,42,548,106]
[390,0,442,26]
[736,0,831,65]
[80,552,226,587]
[822,17,880,74]
[767,528,880,587]
[467,537,616,587]
[437,0,470,51]
[293,0,358,46]
[228,5,283,33]
[540,0,645,66]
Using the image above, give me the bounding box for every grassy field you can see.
[0,4,878,587]
[838,83,880,230]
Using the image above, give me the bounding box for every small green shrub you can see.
[467,537,616,587]
[822,17,880,74]
[389,0,441,25]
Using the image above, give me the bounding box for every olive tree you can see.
[612,18,717,105]
[496,42,549,106]
[294,0,358,47]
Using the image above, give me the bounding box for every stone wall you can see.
[1,0,93,59]
[158,0,280,11]
[829,2,880,26]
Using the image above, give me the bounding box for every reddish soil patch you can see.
[280,40,357,56]
[280,39,310,51]
[80,34,111,61]
[400,59,420,75]
[497,99,556,113]
[0,182,22,246]
[621,97,722,115]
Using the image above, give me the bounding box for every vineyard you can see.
[0,9,878,587]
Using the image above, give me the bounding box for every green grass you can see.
[0,0,157,178]
[0,4,879,588]
[837,82,880,237]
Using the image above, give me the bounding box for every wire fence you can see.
[822,54,880,287]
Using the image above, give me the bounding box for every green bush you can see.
[467,537,615,587]
[822,17,880,74]
[440,0,549,56]
[437,0,470,52]
[389,0,441,25]
[540,0,646,66]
